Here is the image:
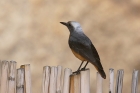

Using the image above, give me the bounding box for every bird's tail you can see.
[96,68,106,79]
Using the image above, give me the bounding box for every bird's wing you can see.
[91,43,100,61]
[90,43,103,69]
[69,36,103,70]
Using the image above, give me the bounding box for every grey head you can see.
[60,21,83,33]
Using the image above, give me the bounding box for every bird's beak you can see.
[60,22,68,26]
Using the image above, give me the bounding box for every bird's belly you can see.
[71,49,86,61]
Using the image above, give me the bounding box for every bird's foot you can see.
[73,70,80,74]
[80,67,86,71]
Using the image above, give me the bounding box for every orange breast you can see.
[71,49,87,61]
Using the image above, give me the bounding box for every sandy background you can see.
[0,0,140,93]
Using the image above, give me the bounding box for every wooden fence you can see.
[0,60,139,93]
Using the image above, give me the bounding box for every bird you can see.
[60,21,106,79]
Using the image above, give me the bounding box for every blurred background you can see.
[0,0,140,93]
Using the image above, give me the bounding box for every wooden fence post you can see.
[115,69,124,93]
[49,66,58,93]
[0,60,9,93]
[62,68,72,93]
[96,72,103,93]
[21,64,32,93]
[70,73,81,93]
[109,68,114,93]
[8,61,17,93]
[57,66,62,93]
[81,69,90,93]
[1,60,140,93]
[42,66,50,93]
[131,69,139,93]
[0,60,1,90]
[16,68,25,93]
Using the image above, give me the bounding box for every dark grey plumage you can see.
[60,21,106,79]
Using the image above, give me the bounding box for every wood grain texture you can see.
[131,69,139,93]
[8,61,17,93]
[16,68,25,93]
[49,66,58,93]
[109,68,114,93]
[21,64,32,93]
[96,72,103,93]
[62,68,72,93]
[0,60,9,93]
[115,69,124,93]
[57,66,62,93]
[0,60,1,90]
[80,69,90,93]
[70,73,81,93]
[42,66,50,93]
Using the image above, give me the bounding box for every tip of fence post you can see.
[20,65,25,68]
[109,68,114,71]
[109,68,114,93]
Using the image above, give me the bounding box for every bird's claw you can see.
[73,70,80,74]
[80,67,86,71]
[72,68,86,75]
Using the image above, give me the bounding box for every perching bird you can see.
[60,21,106,79]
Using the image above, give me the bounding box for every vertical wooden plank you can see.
[96,72,103,93]
[0,60,1,90]
[131,69,139,93]
[49,66,58,93]
[42,66,50,93]
[109,68,114,93]
[57,66,62,93]
[115,69,124,93]
[0,60,9,93]
[70,73,81,93]
[16,68,25,93]
[62,68,72,93]
[8,61,17,93]
[80,69,90,93]
[21,64,32,93]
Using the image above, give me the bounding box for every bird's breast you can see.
[71,49,87,61]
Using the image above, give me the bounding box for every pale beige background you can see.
[0,0,140,93]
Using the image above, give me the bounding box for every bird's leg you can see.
[73,61,84,74]
[77,61,84,71]
[81,61,89,71]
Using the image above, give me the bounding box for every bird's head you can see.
[60,21,83,33]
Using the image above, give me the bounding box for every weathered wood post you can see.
[49,66,58,93]
[56,66,62,93]
[70,73,81,93]
[42,66,50,93]
[16,68,25,93]
[0,60,9,93]
[131,69,139,93]
[8,61,17,93]
[109,68,114,93]
[62,68,72,93]
[81,69,90,93]
[115,69,124,93]
[0,60,1,90]
[1,60,140,93]
[21,64,32,93]
[96,72,103,93]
